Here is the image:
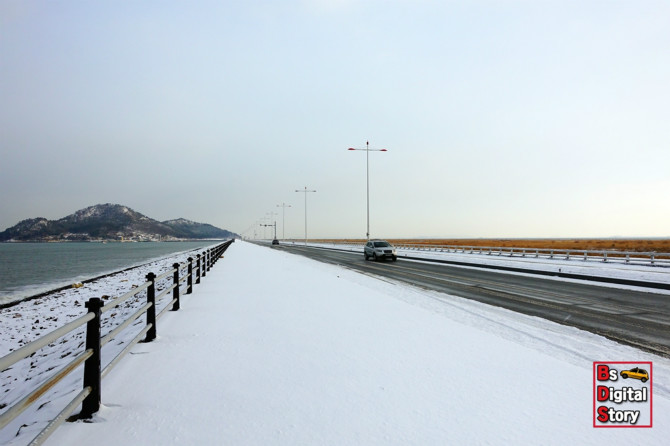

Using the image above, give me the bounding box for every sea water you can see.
[0,241,219,305]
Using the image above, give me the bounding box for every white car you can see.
[364,240,397,261]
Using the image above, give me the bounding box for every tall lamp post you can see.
[265,212,279,238]
[295,186,316,245]
[348,141,387,240]
[277,203,292,240]
[260,222,277,240]
[258,217,269,239]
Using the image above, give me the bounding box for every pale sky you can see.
[1,0,669,239]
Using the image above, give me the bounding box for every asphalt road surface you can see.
[273,243,670,358]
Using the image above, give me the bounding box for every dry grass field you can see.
[310,238,670,254]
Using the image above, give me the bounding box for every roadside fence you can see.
[0,239,234,446]
[393,243,670,267]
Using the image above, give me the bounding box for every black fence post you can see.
[144,272,156,342]
[187,257,193,294]
[207,249,212,272]
[80,297,103,418]
[172,263,180,311]
[204,249,208,272]
[196,254,201,284]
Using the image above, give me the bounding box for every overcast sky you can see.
[1,0,668,239]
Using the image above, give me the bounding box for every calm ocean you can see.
[0,241,218,305]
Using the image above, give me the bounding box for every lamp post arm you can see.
[347,143,388,240]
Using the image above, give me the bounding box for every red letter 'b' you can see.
[597,365,610,381]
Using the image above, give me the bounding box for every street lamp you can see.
[295,186,316,245]
[348,141,387,240]
[277,203,292,240]
[255,219,264,239]
[266,212,278,241]
[260,221,277,240]
[258,217,268,239]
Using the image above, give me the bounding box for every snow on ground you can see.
[9,240,663,445]
[0,243,220,445]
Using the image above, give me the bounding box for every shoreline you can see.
[0,242,221,309]
[0,262,148,310]
[0,238,228,243]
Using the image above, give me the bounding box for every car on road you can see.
[272,239,279,245]
[364,240,397,262]
[620,367,649,382]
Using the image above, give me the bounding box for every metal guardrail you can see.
[0,240,234,446]
[392,244,670,267]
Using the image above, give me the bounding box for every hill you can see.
[0,204,237,242]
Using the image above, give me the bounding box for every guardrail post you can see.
[207,249,212,272]
[202,251,207,277]
[196,254,201,284]
[144,272,156,342]
[187,257,193,294]
[651,253,655,265]
[172,263,180,311]
[603,252,607,262]
[80,297,103,419]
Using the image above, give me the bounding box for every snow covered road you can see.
[37,241,670,445]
